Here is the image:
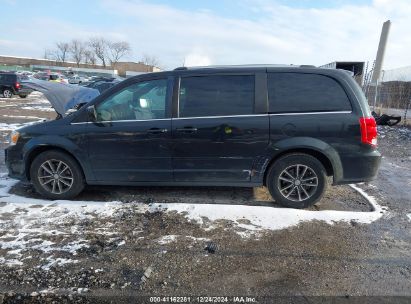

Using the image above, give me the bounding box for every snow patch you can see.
[0,177,127,267]
[152,184,385,233]
[21,106,55,112]
[157,235,178,244]
[41,257,79,271]
[0,256,23,266]
[0,173,387,268]
[157,235,210,244]
[2,114,44,120]
[0,119,46,132]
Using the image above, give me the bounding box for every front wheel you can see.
[30,150,85,200]
[266,153,327,209]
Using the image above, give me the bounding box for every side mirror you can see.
[86,105,97,121]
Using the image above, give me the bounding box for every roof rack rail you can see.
[173,64,316,71]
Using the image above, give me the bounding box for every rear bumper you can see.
[335,149,381,184]
[17,87,33,96]
[5,146,28,181]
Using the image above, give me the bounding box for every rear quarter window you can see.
[268,73,352,113]
[0,74,16,83]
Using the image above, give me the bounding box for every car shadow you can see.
[7,181,373,212]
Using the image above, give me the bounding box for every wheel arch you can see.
[25,145,86,181]
[263,147,341,186]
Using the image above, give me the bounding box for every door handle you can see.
[147,128,168,134]
[176,127,198,133]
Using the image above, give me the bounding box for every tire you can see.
[30,150,85,200]
[2,89,12,98]
[266,153,327,209]
[19,95,27,98]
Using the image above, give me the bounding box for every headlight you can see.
[9,130,20,146]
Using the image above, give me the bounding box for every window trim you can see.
[71,111,352,125]
[175,73,256,119]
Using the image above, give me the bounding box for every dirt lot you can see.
[0,94,410,303]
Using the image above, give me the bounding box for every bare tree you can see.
[45,37,134,68]
[43,48,55,61]
[69,39,86,67]
[141,54,160,67]
[84,49,96,65]
[55,42,70,63]
[89,37,109,67]
[108,41,131,67]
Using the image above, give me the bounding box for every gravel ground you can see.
[0,94,410,303]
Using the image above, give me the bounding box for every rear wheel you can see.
[30,150,85,200]
[2,89,12,98]
[266,153,327,208]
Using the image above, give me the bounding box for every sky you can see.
[0,0,410,70]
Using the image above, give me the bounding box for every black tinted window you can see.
[179,75,254,117]
[268,73,352,113]
[0,74,16,82]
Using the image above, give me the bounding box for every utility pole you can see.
[371,20,391,110]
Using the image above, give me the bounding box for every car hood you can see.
[22,79,100,116]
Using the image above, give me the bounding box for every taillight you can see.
[359,117,377,147]
[15,82,20,89]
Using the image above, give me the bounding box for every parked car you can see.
[60,75,70,84]
[49,73,69,84]
[33,72,50,81]
[0,72,30,98]
[80,77,118,87]
[68,75,87,84]
[16,74,34,98]
[85,80,120,93]
[5,65,381,208]
[33,72,68,84]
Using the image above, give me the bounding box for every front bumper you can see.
[5,146,27,181]
[336,149,382,184]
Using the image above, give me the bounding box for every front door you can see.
[87,78,172,182]
[172,74,269,183]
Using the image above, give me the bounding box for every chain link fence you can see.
[364,80,411,126]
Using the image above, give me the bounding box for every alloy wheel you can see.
[3,90,12,98]
[277,164,318,202]
[37,159,74,194]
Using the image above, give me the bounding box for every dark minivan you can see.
[0,72,23,98]
[5,65,381,208]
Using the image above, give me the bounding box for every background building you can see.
[319,61,365,85]
[0,55,160,77]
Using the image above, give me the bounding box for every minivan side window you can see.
[268,73,352,113]
[0,74,15,82]
[179,75,254,118]
[95,79,168,122]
